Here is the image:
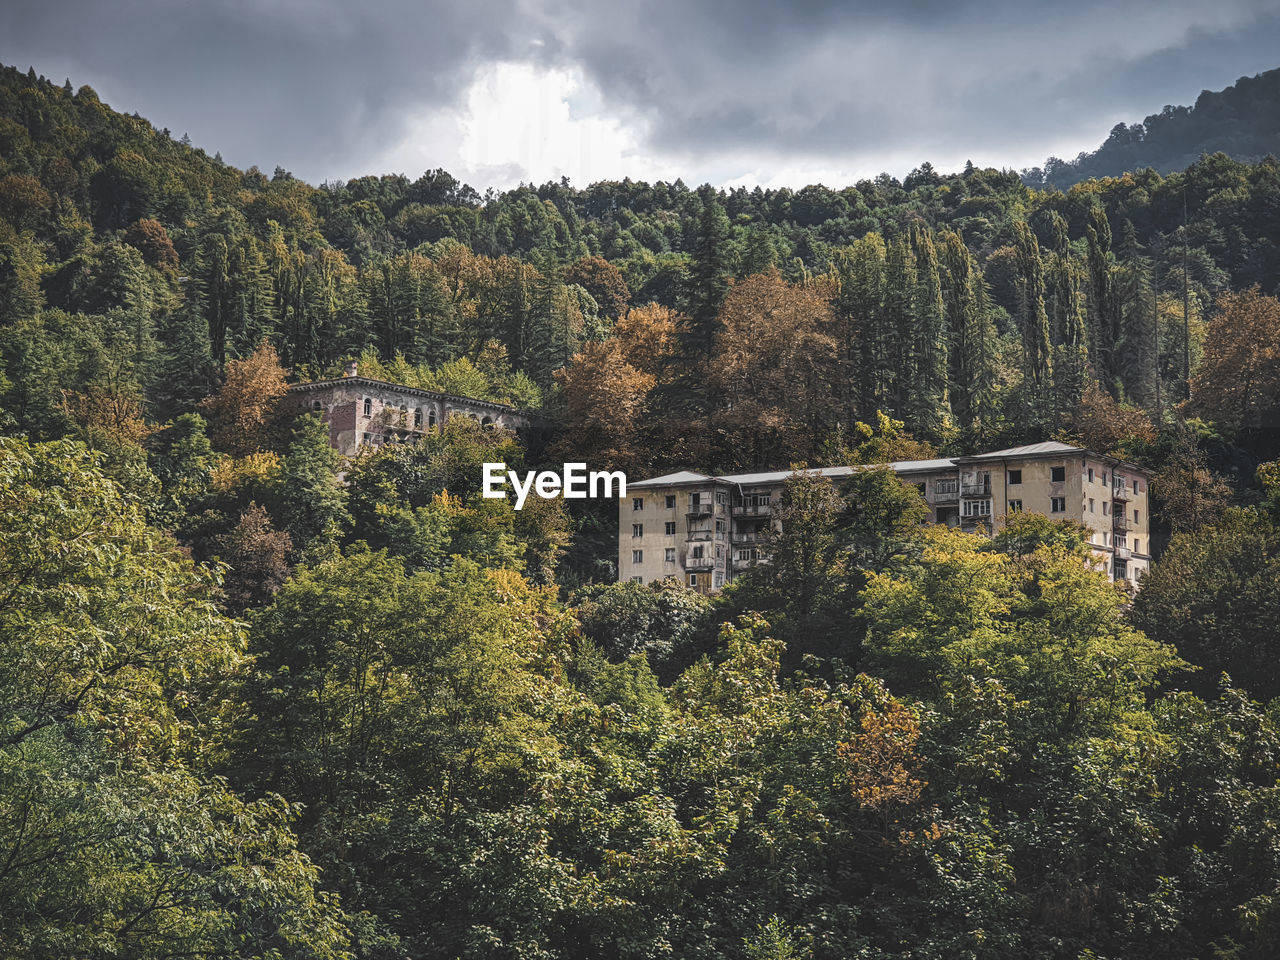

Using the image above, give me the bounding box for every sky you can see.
[3,0,1280,192]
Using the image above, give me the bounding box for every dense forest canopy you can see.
[6,59,1280,959]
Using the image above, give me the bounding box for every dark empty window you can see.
[363,397,372,417]
[1008,469,1022,484]
[1050,466,1065,482]
[665,495,676,509]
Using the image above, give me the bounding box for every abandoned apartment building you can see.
[288,360,544,457]
[619,441,1151,594]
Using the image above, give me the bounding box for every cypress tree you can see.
[909,227,950,438]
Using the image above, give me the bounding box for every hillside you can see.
[10,56,1280,960]
[1024,66,1280,189]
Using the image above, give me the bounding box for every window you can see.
[633,497,644,511]
[632,550,643,564]
[1102,472,1108,485]
[1088,467,1094,482]
[1008,469,1022,485]
[1103,532,1109,545]
[665,521,676,535]
[690,493,701,506]
[716,545,723,559]
[717,492,728,505]
[714,572,724,588]
[1134,509,1140,524]
[1051,496,1066,513]
[632,524,643,538]
[428,410,437,428]
[363,397,372,417]
[1089,498,1095,513]
[312,399,322,412]
[1133,479,1140,494]
[1008,499,1023,513]
[962,499,992,517]
[1102,502,1109,516]
[1050,466,1065,482]
[414,408,423,427]
[631,576,643,584]
[1133,538,1140,553]
[688,574,698,587]
[665,495,676,509]
[665,547,676,562]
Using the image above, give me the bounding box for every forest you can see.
[5,60,1280,958]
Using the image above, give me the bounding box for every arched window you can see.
[311,400,322,412]
[414,408,423,427]
[363,397,372,417]
[481,416,494,428]
[428,410,437,428]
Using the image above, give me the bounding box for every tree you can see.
[0,438,349,958]
[1189,286,1280,434]
[272,414,350,555]
[707,268,837,468]
[563,254,631,320]
[199,340,291,456]
[1131,509,1280,699]
[213,502,293,612]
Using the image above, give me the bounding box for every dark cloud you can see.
[2,0,1278,186]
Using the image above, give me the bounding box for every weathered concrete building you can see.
[288,361,545,457]
[620,441,1152,594]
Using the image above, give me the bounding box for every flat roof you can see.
[628,470,722,489]
[630,441,1150,488]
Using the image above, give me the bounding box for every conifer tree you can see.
[883,235,916,418]
[941,231,996,439]
[908,227,950,438]
[1013,220,1053,429]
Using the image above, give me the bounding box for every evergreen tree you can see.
[941,231,996,439]
[883,235,916,418]
[908,227,950,438]
[1013,220,1053,429]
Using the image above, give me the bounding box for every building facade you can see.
[288,361,544,457]
[619,442,1152,594]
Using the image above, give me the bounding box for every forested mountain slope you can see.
[8,58,1280,960]
[1024,66,1280,189]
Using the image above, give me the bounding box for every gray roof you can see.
[628,440,1151,490]
[628,470,721,489]
[956,441,1082,461]
[717,465,857,486]
[890,456,960,473]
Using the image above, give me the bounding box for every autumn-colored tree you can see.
[552,339,654,474]
[1189,286,1280,434]
[1057,380,1155,459]
[708,268,837,468]
[213,502,293,612]
[1151,424,1233,534]
[611,303,682,378]
[123,218,179,270]
[198,341,291,456]
[563,255,631,320]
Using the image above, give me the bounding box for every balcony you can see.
[1112,480,1131,502]
[1113,545,1132,560]
[731,530,767,544]
[686,503,713,518]
[932,483,960,503]
[731,503,772,517]
[685,530,712,542]
[961,482,991,497]
[1112,514,1130,532]
[684,555,715,571]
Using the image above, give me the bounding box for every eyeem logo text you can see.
[482,463,627,510]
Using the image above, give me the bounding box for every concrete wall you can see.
[290,376,541,457]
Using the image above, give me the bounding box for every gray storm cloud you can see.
[2,0,1279,186]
